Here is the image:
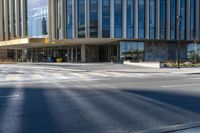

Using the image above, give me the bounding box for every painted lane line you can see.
[189,78,200,80]
[137,121,200,133]
[0,94,20,98]
[162,84,200,88]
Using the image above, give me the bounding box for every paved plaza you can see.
[0,63,200,133]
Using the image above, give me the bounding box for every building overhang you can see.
[0,37,192,49]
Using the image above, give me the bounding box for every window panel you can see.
[102,0,110,38]
[114,0,122,38]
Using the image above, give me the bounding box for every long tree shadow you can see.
[0,88,15,120]
[21,88,57,133]
[123,89,200,114]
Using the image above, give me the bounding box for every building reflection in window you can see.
[120,42,144,62]
[27,0,48,37]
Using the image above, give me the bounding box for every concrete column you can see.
[85,0,90,38]
[9,0,15,38]
[22,49,27,62]
[166,0,170,40]
[4,0,9,40]
[81,45,86,62]
[98,0,102,38]
[134,0,138,38]
[22,0,28,37]
[122,0,127,38]
[186,0,190,40]
[156,0,160,39]
[16,0,21,38]
[195,0,199,39]
[110,0,114,38]
[0,0,4,41]
[61,0,66,39]
[0,49,7,59]
[145,0,150,39]
[48,0,52,42]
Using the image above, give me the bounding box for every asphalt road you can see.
[0,63,200,133]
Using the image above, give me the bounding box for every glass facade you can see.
[149,0,155,39]
[78,0,85,38]
[190,0,195,40]
[127,0,134,38]
[170,0,176,40]
[66,0,73,38]
[180,0,186,40]
[90,0,98,38]
[160,0,166,39]
[114,0,122,38]
[102,0,110,38]
[27,0,48,37]
[188,43,200,62]
[138,0,145,38]
[1,0,199,42]
[120,42,144,62]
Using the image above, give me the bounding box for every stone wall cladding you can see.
[85,45,99,62]
[145,41,188,62]
[145,42,168,62]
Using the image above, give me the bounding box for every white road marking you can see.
[0,94,20,98]
[162,84,200,88]
[5,75,21,81]
[189,78,200,80]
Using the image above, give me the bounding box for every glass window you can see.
[127,0,134,38]
[90,0,98,38]
[187,43,200,62]
[138,0,145,38]
[66,0,73,38]
[190,0,195,40]
[170,0,176,40]
[160,0,166,39]
[56,0,61,38]
[114,0,122,38]
[78,0,85,38]
[120,42,144,62]
[102,0,110,38]
[181,0,186,40]
[27,0,48,37]
[149,0,155,39]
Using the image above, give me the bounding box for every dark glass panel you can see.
[102,0,110,38]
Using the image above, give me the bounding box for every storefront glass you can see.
[188,43,200,62]
[120,42,144,62]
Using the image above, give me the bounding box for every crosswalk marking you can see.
[5,75,21,81]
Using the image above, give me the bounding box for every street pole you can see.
[177,15,182,69]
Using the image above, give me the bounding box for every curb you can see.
[137,121,200,133]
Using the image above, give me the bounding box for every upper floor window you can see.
[114,0,122,38]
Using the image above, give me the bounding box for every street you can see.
[0,63,200,133]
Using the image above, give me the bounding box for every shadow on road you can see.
[0,86,200,133]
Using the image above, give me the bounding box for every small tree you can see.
[192,32,200,63]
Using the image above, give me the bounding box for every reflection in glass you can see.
[170,0,176,39]
[102,0,110,38]
[138,0,145,38]
[114,0,122,38]
[90,0,98,38]
[78,0,85,38]
[149,0,155,39]
[120,42,144,62]
[127,0,134,38]
[181,0,186,40]
[190,0,195,40]
[66,0,73,38]
[160,0,166,39]
[27,0,48,37]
